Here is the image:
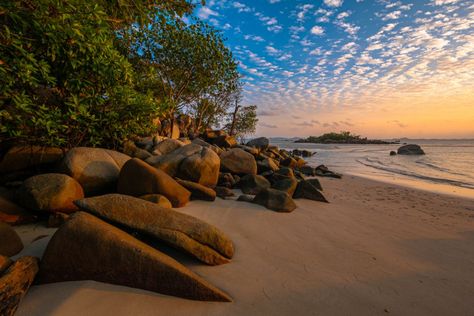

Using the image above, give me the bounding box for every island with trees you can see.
[295,131,399,144]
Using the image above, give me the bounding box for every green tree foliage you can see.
[0,0,194,148]
[225,105,258,142]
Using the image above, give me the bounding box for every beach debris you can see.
[0,256,39,316]
[117,158,191,208]
[0,222,23,257]
[293,180,329,203]
[220,148,257,175]
[177,179,217,201]
[253,188,296,212]
[17,173,84,214]
[60,147,130,195]
[139,194,172,208]
[37,212,232,302]
[397,144,425,155]
[239,174,271,195]
[74,194,234,265]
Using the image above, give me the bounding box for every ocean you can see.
[271,138,474,199]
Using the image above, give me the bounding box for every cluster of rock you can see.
[0,131,340,309]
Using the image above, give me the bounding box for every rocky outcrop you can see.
[139,194,172,208]
[0,146,63,174]
[239,174,271,195]
[397,144,425,155]
[74,194,234,265]
[177,179,216,201]
[117,158,190,208]
[37,212,231,301]
[293,180,328,203]
[0,223,23,256]
[246,137,269,150]
[60,147,130,195]
[253,188,296,212]
[0,256,39,316]
[220,148,257,175]
[17,173,84,214]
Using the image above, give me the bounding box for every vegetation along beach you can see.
[0,0,473,315]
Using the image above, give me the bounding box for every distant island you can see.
[295,131,399,144]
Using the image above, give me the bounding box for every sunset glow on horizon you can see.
[194,0,474,138]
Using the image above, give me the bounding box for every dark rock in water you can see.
[215,186,235,199]
[298,165,315,176]
[271,178,298,197]
[315,165,342,179]
[176,179,216,201]
[117,158,191,208]
[0,256,39,316]
[306,178,323,191]
[293,180,329,203]
[17,173,84,214]
[292,149,314,158]
[252,188,296,212]
[390,151,397,156]
[246,137,269,150]
[397,144,425,155]
[37,212,232,301]
[60,147,130,195]
[220,148,257,175]
[139,194,172,208]
[0,222,23,256]
[74,194,234,265]
[239,174,271,195]
[237,194,254,203]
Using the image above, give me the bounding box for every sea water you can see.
[271,138,474,199]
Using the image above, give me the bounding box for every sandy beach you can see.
[14,175,474,316]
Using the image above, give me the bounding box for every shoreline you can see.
[15,175,474,316]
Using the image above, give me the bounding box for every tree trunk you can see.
[0,256,39,316]
[229,100,240,136]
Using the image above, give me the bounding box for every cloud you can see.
[324,0,344,7]
[311,25,325,35]
[197,7,219,19]
[260,122,278,128]
[433,0,459,5]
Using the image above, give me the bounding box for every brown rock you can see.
[17,173,84,214]
[176,180,216,201]
[0,197,36,225]
[239,174,271,195]
[0,255,12,275]
[47,212,70,228]
[123,141,152,160]
[139,194,172,209]
[237,194,255,203]
[0,256,39,316]
[213,135,237,148]
[0,223,23,257]
[0,146,63,174]
[60,147,131,195]
[74,194,234,265]
[117,158,190,208]
[37,212,231,302]
[257,157,279,173]
[293,180,329,203]
[281,157,297,168]
[220,148,257,175]
[253,188,296,212]
[215,186,235,199]
[152,139,185,156]
[272,177,298,197]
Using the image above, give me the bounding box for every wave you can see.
[356,157,474,189]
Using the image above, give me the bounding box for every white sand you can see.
[14,175,474,316]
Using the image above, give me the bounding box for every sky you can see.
[193,0,474,139]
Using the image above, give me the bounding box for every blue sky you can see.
[192,0,474,138]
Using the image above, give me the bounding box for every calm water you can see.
[271,138,474,198]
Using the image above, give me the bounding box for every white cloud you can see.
[311,25,325,35]
[197,7,219,19]
[433,0,459,5]
[324,0,344,7]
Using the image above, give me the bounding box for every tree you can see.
[225,105,258,142]
[0,0,194,148]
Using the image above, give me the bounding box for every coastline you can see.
[15,175,474,316]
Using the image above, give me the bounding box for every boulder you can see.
[246,137,269,150]
[0,197,36,225]
[276,167,295,178]
[237,194,255,203]
[306,178,323,191]
[390,151,397,156]
[153,139,185,156]
[257,158,279,173]
[122,141,152,160]
[218,173,236,189]
[293,180,329,203]
[298,165,315,176]
[239,174,271,195]
[271,178,298,197]
[177,179,216,201]
[17,173,84,214]
[117,158,190,208]
[220,148,257,175]
[215,186,235,199]
[315,165,342,179]
[47,212,70,228]
[0,256,39,316]
[0,255,11,274]
[281,157,297,168]
[139,194,172,209]
[213,135,237,148]
[37,212,231,302]
[253,189,296,212]
[74,194,234,265]
[0,223,23,257]
[0,146,63,174]
[60,147,130,195]
[397,144,425,155]
[237,145,259,156]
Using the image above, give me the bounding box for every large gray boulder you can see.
[37,212,231,301]
[246,137,269,150]
[60,147,130,195]
[397,144,425,155]
[220,148,257,175]
[75,194,234,266]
